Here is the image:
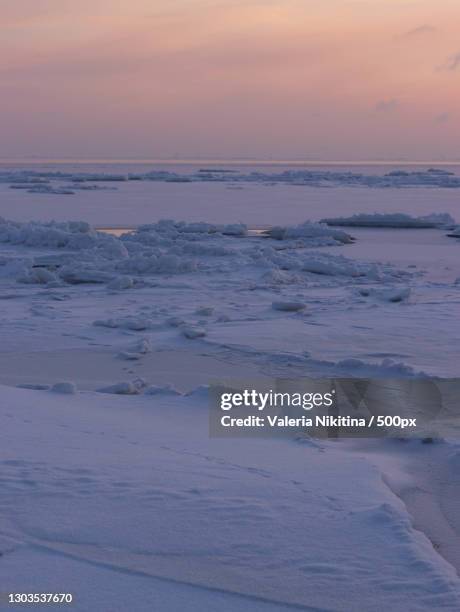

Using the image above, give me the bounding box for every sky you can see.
[1,0,459,161]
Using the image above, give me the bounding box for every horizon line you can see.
[1,157,460,166]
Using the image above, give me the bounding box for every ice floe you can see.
[321,212,455,228]
[51,381,77,394]
[182,325,207,339]
[0,217,376,289]
[447,226,460,238]
[3,167,460,192]
[266,221,353,244]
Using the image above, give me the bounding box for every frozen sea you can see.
[1,160,460,226]
[1,160,459,377]
[1,161,460,611]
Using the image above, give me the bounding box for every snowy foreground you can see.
[1,385,460,611]
[1,210,460,610]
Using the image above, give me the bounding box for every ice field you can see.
[1,162,460,610]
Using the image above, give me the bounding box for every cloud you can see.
[445,53,460,71]
[402,25,436,38]
[375,99,399,112]
[435,112,451,124]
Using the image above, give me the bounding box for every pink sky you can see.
[1,0,459,160]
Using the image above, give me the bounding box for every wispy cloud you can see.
[401,25,436,38]
[445,52,460,71]
[375,99,399,113]
[435,112,451,124]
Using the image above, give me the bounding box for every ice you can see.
[97,381,140,395]
[422,213,457,226]
[17,383,50,391]
[93,318,120,329]
[182,325,207,339]
[0,218,99,248]
[0,258,58,285]
[255,247,382,278]
[262,269,299,285]
[272,301,306,312]
[0,258,57,285]
[51,381,77,394]
[117,253,196,275]
[27,186,75,195]
[117,351,142,361]
[130,338,152,354]
[321,212,456,228]
[333,358,425,377]
[93,316,152,331]
[195,306,214,316]
[144,384,182,396]
[0,214,455,383]
[358,287,411,303]
[28,267,58,284]
[378,287,411,303]
[290,252,377,277]
[59,266,114,284]
[107,275,134,290]
[3,167,460,195]
[221,223,248,236]
[166,316,185,327]
[266,221,353,244]
[1,171,460,609]
[173,221,218,234]
[72,174,127,182]
[115,317,152,331]
[0,258,32,280]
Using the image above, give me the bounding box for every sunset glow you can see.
[1,0,460,159]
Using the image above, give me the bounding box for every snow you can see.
[195,306,214,316]
[2,166,460,229]
[1,384,460,611]
[0,548,295,612]
[182,325,207,339]
[97,381,143,395]
[265,221,353,244]
[2,166,460,194]
[358,286,411,303]
[271,301,306,312]
[107,275,134,290]
[144,384,182,396]
[0,215,457,380]
[59,266,114,284]
[117,351,143,360]
[0,218,98,248]
[94,317,152,331]
[321,212,456,228]
[1,163,460,610]
[51,381,77,394]
[130,338,152,354]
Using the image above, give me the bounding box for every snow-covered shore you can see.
[1,385,460,611]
